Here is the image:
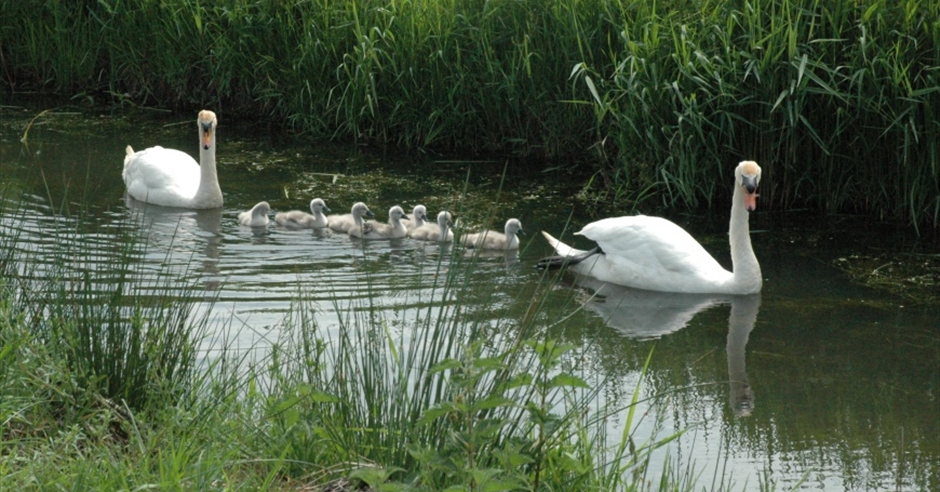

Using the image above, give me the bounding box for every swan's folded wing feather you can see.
[124,147,200,200]
[578,216,728,278]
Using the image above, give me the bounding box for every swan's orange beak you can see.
[201,128,213,150]
[744,190,758,212]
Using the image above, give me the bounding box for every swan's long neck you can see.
[195,132,223,208]
[729,185,761,293]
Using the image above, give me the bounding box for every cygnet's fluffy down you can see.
[410,211,454,242]
[238,201,271,227]
[329,202,375,233]
[275,198,331,228]
[402,205,428,231]
[350,205,410,239]
[460,218,524,250]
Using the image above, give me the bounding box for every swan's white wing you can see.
[576,215,731,291]
[123,147,200,206]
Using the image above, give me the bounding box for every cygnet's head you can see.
[352,202,375,219]
[389,205,409,222]
[412,205,428,222]
[505,218,524,237]
[437,211,453,227]
[253,201,271,216]
[310,198,331,214]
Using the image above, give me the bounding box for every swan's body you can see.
[410,211,454,242]
[538,161,762,295]
[275,198,331,228]
[350,205,409,239]
[402,205,429,231]
[461,218,524,250]
[238,201,271,227]
[123,110,223,209]
[329,202,374,233]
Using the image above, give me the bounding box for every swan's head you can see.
[352,202,374,219]
[412,205,428,222]
[438,211,453,227]
[735,161,761,212]
[198,110,218,150]
[389,205,409,222]
[253,201,271,217]
[505,218,525,237]
[310,198,330,214]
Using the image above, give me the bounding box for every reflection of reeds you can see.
[4,0,934,226]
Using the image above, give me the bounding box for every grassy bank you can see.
[0,206,710,491]
[1,0,937,228]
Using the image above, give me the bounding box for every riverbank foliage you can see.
[1,0,937,228]
[0,215,695,491]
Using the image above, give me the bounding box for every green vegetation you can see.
[0,207,708,491]
[1,0,937,228]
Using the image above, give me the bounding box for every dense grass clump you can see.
[1,0,936,227]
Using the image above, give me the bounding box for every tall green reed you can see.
[0,205,211,416]
[581,0,938,227]
[244,240,681,490]
[3,0,935,227]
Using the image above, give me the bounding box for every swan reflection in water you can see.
[568,277,760,417]
[123,194,223,290]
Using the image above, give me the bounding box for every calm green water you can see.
[1,104,937,491]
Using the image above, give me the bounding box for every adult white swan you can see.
[538,161,763,295]
[123,110,223,209]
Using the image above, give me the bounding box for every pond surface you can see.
[1,103,937,491]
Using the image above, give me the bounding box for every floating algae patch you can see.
[833,253,939,305]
